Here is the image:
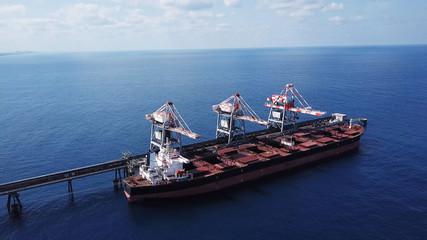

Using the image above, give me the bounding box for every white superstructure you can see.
[140,101,200,184]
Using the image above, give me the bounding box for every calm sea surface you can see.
[1,46,426,239]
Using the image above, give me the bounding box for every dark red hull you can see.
[124,124,364,201]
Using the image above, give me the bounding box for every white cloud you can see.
[328,15,343,22]
[0,17,61,39]
[53,4,119,28]
[96,1,224,35]
[187,11,221,18]
[258,0,324,17]
[224,0,241,8]
[352,15,364,22]
[321,2,344,12]
[150,0,215,10]
[0,4,27,16]
[120,7,224,34]
[110,0,215,10]
[214,22,230,32]
[288,3,323,17]
[0,3,128,41]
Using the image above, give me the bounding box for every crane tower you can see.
[213,93,268,144]
[146,101,200,154]
[141,101,200,184]
[265,83,326,132]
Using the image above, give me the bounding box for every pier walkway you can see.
[0,153,147,212]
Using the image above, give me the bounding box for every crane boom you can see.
[212,93,268,126]
[264,104,325,116]
[265,83,326,131]
[265,83,326,116]
[146,101,200,140]
[213,93,268,143]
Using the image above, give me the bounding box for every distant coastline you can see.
[0,51,34,57]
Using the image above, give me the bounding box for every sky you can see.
[0,0,426,52]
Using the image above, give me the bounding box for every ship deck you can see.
[123,124,364,188]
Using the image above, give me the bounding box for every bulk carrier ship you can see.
[123,84,366,201]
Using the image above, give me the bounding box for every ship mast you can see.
[213,93,268,144]
[265,83,326,132]
[146,101,200,154]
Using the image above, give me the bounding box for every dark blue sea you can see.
[1,46,426,239]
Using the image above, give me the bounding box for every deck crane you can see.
[146,101,200,153]
[265,83,326,132]
[213,93,268,144]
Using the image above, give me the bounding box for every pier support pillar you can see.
[7,192,22,213]
[113,170,119,190]
[7,194,11,212]
[113,179,119,190]
[67,180,73,194]
[118,169,122,185]
[361,118,368,126]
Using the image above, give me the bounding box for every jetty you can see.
[0,153,146,212]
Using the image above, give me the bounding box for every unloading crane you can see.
[213,93,268,143]
[146,101,200,153]
[265,83,326,131]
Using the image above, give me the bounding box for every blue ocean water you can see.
[1,46,427,239]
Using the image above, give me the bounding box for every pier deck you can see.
[0,154,147,212]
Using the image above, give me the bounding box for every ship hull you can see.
[124,134,361,201]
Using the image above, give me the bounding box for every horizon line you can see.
[2,43,426,55]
